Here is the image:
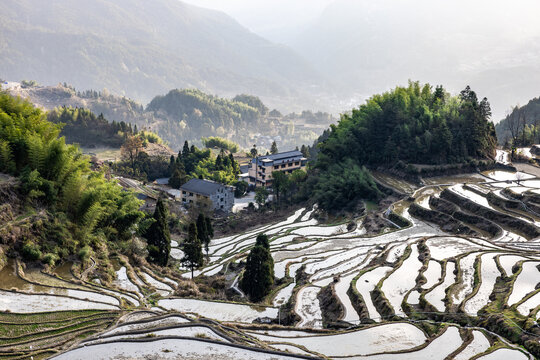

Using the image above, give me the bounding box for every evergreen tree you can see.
[181,222,203,279]
[250,144,258,158]
[270,141,278,154]
[255,234,270,249]
[169,168,187,189]
[240,235,274,301]
[182,141,190,156]
[205,216,214,240]
[196,213,210,255]
[146,197,171,266]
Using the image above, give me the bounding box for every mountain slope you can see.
[0,0,327,111]
[290,0,540,119]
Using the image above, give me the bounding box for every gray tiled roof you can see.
[180,178,225,196]
[254,150,305,166]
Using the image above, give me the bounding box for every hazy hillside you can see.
[0,0,329,112]
[290,0,540,120]
[495,97,540,145]
[5,83,334,151]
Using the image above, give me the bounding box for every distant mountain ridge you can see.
[0,0,329,112]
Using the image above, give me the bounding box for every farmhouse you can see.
[179,178,234,212]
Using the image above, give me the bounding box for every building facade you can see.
[179,179,234,212]
[248,150,307,187]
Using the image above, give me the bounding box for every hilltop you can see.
[0,0,329,112]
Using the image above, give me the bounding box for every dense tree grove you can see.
[145,197,171,266]
[317,82,496,168]
[0,93,143,264]
[202,136,239,153]
[495,97,540,147]
[296,82,497,212]
[168,142,240,187]
[240,234,274,301]
[48,106,136,147]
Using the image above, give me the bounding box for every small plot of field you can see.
[359,326,463,360]
[0,310,118,358]
[54,338,300,360]
[158,298,278,323]
[251,323,427,357]
[81,147,122,162]
[477,348,529,360]
[372,171,418,194]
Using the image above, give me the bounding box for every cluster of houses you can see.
[149,150,307,214]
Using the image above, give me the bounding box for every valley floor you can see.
[1,150,540,359]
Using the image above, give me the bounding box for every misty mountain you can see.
[290,0,540,120]
[0,0,329,112]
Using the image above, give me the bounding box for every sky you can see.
[181,0,336,43]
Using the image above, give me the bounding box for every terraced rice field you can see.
[2,167,540,358]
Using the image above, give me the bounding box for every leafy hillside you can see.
[0,0,327,112]
[0,92,143,273]
[6,84,334,151]
[495,97,540,146]
[307,82,497,211]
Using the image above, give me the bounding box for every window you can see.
[281,164,286,168]
[182,198,186,202]
[295,162,299,166]
[189,200,193,203]
[189,192,193,196]
[182,190,186,194]
[220,205,224,209]
[288,163,292,167]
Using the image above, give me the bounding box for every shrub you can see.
[21,242,42,261]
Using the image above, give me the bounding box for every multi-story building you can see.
[248,150,307,187]
[179,179,234,212]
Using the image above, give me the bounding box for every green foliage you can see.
[317,82,496,167]
[169,168,187,189]
[495,97,540,145]
[234,181,248,198]
[0,92,144,262]
[196,213,212,255]
[21,241,42,261]
[311,159,382,212]
[254,187,269,208]
[48,107,135,147]
[20,80,38,88]
[304,82,497,212]
[232,94,268,115]
[240,236,274,302]
[145,197,171,266]
[255,234,270,249]
[270,141,278,154]
[181,222,203,278]
[202,136,239,153]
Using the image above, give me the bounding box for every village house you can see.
[179,178,234,212]
[248,150,307,187]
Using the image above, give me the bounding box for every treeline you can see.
[495,97,540,147]
[168,141,240,188]
[47,106,138,147]
[298,82,497,212]
[0,93,143,266]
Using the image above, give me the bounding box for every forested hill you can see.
[6,84,334,151]
[304,82,497,211]
[495,97,540,146]
[0,0,327,112]
[317,82,497,167]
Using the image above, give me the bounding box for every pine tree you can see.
[240,235,274,301]
[182,222,203,278]
[205,216,214,240]
[169,168,187,189]
[270,141,278,154]
[146,197,171,266]
[255,234,270,249]
[182,141,190,156]
[196,213,210,255]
